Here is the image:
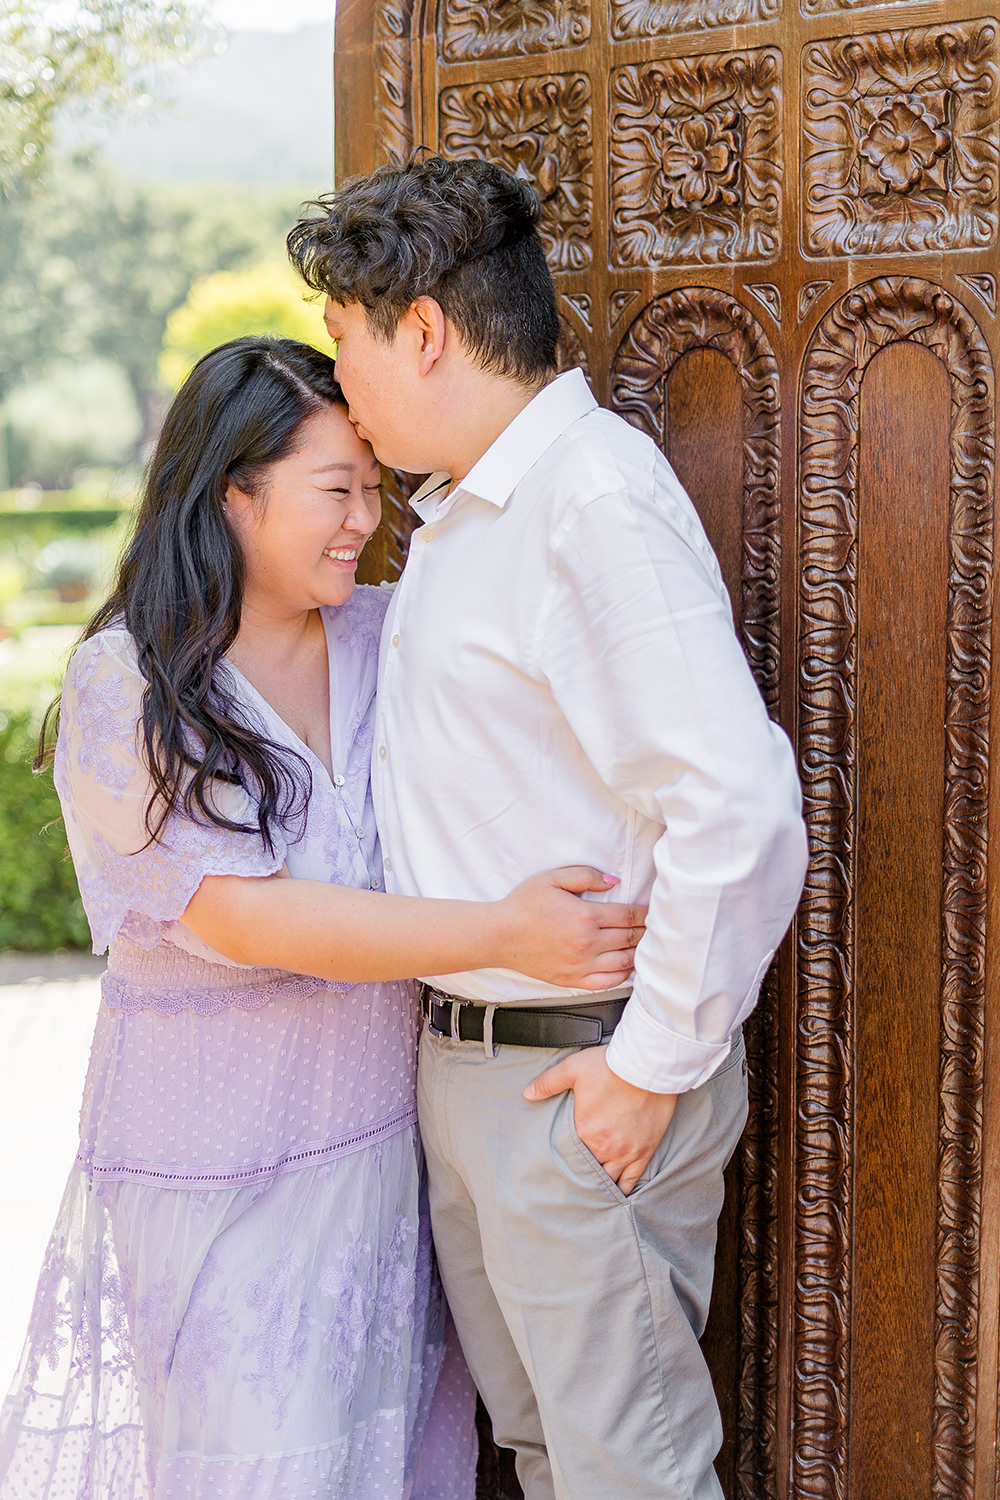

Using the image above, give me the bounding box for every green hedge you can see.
[0,713,90,951]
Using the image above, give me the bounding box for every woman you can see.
[0,338,641,1500]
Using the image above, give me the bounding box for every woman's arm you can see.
[182,866,644,990]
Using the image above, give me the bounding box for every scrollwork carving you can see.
[610,50,782,268]
[609,289,643,329]
[556,319,590,379]
[802,0,915,16]
[959,273,997,317]
[374,0,415,166]
[563,292,593,332]
[612,0,779,41]
[798,279,834,324]
[796,277,992,1500]
[802,20,1000,257]
[748,283,781,326]
[613,293,782,1500]
[439,0,590,63]
[439,74,593,273]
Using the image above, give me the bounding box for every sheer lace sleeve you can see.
[54,627,287,954]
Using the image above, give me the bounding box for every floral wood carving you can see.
[612,292,782,1500]
[802,21,1000,257]
[610,50,782,268]
[439,0,590,62]
[374,0,415,165]
[611,0,778,41]
[796,277,992,1500]
[439,74,593,273]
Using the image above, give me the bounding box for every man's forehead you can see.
[323,298,361,328]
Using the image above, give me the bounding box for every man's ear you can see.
[408,296,448,375]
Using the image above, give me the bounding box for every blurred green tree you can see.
[0,0,209,195]
[6,359,141,487]
[160,260,327,389]
[0,155,309,472]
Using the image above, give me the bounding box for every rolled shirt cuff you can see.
[605,993,737,1094]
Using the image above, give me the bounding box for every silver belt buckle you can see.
[423,986,447,1039]
[449,999,465,1041]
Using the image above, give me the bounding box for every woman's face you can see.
[226,404,382,615]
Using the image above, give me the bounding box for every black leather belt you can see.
[420,984,629,1050]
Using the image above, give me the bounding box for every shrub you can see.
[159,261,328,389]
[0,712,90,951]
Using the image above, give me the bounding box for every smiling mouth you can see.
[323,547,359,562]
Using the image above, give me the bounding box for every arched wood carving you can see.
[611,288,782,1500]
[796,276,993,1500]
[611,289,781,710]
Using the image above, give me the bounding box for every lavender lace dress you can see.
[0,586,477,1500]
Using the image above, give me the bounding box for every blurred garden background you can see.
[0,0,333,954]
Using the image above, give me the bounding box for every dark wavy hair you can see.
[38,336,347,850]
[287,152,559,384]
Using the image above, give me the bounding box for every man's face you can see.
[323,298,421,471]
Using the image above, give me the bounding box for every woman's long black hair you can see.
[38,336,347,850]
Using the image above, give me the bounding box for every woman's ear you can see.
[223,481,254,533]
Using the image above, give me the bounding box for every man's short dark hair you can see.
[287,153,560,385]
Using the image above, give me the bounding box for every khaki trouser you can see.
[417,1025,748,1500]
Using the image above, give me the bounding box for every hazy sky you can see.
[212,0,334,30]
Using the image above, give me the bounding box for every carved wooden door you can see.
[334,2,1000,1496]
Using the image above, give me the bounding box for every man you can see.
[288,154,808,1500]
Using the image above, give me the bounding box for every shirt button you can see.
[355,826,365,839]
[422,528,435,543]
[384,857,392,873]
[333,774,345,787]
[391,633,400,648]
[370,877,382,890]
[378,745,387,760]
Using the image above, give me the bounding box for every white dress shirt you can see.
[372,369,808,1093]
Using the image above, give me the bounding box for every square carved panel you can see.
[610,49,782,268]
[611,0,779,41]
[439,75,593,272]
[801,19,999,257]
[439,0,590,63]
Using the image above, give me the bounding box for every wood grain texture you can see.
[796,275,993,1500]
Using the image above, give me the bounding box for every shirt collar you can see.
[410,368,597,522]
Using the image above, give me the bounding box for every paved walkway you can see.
[0,955,103,1390]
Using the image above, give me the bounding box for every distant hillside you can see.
[63,23,334,188]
